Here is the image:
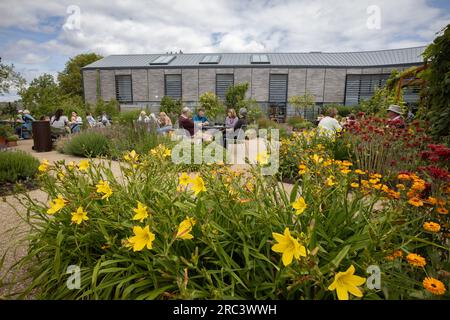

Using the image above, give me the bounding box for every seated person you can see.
[193,108,209,127]
[157,112,173,134]
[86,112,97,127]
[15,109,35,139]
[69,111,83,133]
[50,109,70,136]
[137,111,150,123]
[233,107,248,131]
[178,107,195,137]
[100,112,111,127]
[318,108,342,137]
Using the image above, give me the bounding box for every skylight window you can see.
[150,55,176,65]
[199,55,221,64]
[251,54,270,64]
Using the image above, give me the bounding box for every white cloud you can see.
[0,0,448,101]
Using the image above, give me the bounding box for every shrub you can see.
[160,96,182,118]
[225,82,249,109]
[0,151,39,183]
[62,131,110,157]
[116,110,141,126]
[0,124,14,137]
[199,92,224,122]
[94,99,120,117]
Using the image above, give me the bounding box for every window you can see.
[150,55,176,65]
[115,75,132,103]
[216,74,234,100]
[164,74,182,99]
[200,55,221,64]
[344,74,390,106]
[269,74,288,122]
[251,54,270,64]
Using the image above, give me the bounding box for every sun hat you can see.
[239,107,247,117]
[387,105,403,115]
[23,109,30,114]
[18,109,23,113]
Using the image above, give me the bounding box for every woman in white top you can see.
[69,111,83,133]
[86,112,97,127]
[138,111,150,123]
[318,108,342,137]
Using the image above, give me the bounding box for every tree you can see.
[19,73,62,116]
[199,92,223,121]
[57,53,103,97]
[225,82,249,109]
[0,58,26,95]
[288,92,316,118]
[419,24,450,139]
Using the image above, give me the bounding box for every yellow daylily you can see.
[176,217,196,240]
[328,265,366,300]
[256,151,269,165]
[38,159,50,172]
[124,150,139,162]
[132,201,149,222]
[78,160,90,172]
[292,196,307,215]
[178,172,191,187]
[67,161,75,171]
[71,206,89,225]
[326,176,336,187]
[271,228,307,266]
[128,226,155,252]
[191,175,206,196]
[311,154,323,164]
[96,180,113,200]
[47,194,67,215]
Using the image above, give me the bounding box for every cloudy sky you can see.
[1,0,449,101]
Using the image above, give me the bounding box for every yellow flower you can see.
[71,206,89,225]
[350,182,359,188]
[132,201,149,222]
[298,164,308,175]
[191,175,206,196]
[124,150,139,162]
[354,169,365,175]
[163,148,171,158]
[423,221,441,233]
[176,217,196,240]
[426,197,437,205]
[96,180,113,200]
[47,194,67,215]
[326,176,336,187]
[78,160,90,172]
[38,159,50,172]
[256,151,269,165]
[57,170,66,180]
[292,196,307,215]
[396,184,405,190]
[178,172,191,187]
[341,160,353,167]
[128,226,155,251]
[369,178,380,184]
[406,253,426,267]
[340,169,351,174]
[369,173,382,179]
[271,228,307,266]
[328,265,366,300]
[68,161,75,171]
[408,197,423,207]
[437,207,448,215]
[311,154,323,164]
[423,277,446,296]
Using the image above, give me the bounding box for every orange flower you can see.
[408,197,423,207]
[423,221,441,233]
[396,184,405,190]
[423,277,446,295]
[398,173,410,180]
[426,197,437,205]
[437,207,448,215]
[406,253,426,267]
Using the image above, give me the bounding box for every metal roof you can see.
[83,46,426,69]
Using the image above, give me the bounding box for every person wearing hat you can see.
[387,104,405,129]
[234,107,248,131]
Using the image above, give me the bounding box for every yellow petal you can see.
[282,250,294,266]
[336,286,349,300]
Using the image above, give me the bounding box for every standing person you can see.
[50,109,70,135]
[178,107,195,137]
[86,112,97,127]
[69,111,83,133]
[317,107,342,137]
[386,104,405,129]
[157,111,173,134]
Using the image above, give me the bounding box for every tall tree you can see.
[57,53,103,97]
[19,73,62,116]
[0,57,26,95]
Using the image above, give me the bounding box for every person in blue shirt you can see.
[193,108,209,126]
[15,109,35,139]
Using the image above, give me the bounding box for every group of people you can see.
[137,111,173,134]
[49,109,111,136]
[316,104,408,136]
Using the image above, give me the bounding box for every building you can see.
[82,46,425,121]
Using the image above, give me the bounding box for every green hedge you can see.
[0,151,39,183]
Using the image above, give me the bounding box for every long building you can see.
[82,46,425,121]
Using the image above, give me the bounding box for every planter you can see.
[0,136,6,147]
[7,140,18,147]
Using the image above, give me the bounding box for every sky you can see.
[0,0,449,101]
